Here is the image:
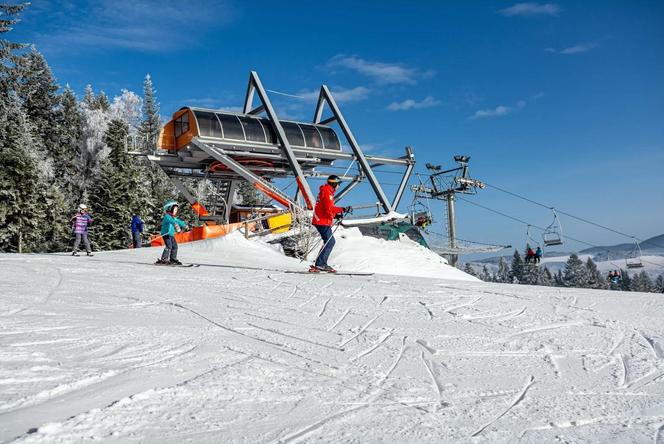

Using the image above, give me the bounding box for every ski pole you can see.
[300,219,341,262]
[307,220,343,265]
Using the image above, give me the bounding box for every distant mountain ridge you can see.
[471,233,664,265]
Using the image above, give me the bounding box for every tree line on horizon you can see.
[464,250,664,294]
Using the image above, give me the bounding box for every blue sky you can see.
[9,0,664,253]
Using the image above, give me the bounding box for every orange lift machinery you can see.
[148,71,416,245]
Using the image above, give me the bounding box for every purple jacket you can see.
[72,213,93,234]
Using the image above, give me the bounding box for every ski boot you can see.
[154,258,169,265]
[169,259,183,266]
[86,252,94,257]
[71,251,79,256]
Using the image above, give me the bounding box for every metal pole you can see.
[446,193,458,266]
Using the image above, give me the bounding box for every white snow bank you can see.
[317,227,478,281]
[114,229,477,281]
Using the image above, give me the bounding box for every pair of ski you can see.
[284,265,373,276]
[153,261,199,268]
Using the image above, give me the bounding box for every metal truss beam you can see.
[243,71,316,210]
[193,138,297,209]
[313,85,393,213]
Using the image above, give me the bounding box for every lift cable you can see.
[456,195,664,270]
[484,182,664,249]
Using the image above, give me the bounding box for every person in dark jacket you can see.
[311,175,351,273]
[71,204,94,256]
[131,214,144,248]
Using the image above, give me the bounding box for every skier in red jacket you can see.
[311,175,351,273]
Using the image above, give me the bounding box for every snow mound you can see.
[126,229,476,281]
[322,227,478,281]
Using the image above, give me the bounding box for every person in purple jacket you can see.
[71,204,94,256]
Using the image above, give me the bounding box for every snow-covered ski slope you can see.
[1,233,663,443]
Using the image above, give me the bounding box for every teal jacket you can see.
[160,213,187,236]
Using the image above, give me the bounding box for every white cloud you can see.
[387,96,441,111]
[32,0,235,53]
[470,96,536,120]
[545,43,599,55]
[327,55,435,85]
[470,105,513,120]
[296,86,371,103]
[498,2,560,17]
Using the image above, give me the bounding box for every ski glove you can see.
[343,206,353,215]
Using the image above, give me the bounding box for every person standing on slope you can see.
[130,213,144,248]
[71,204,94,256]
[156,200,187,265]
[311,175,351,273]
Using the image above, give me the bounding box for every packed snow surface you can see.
[1,233,663,443]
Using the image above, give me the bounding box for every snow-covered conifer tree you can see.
[630,270,653,293]
[0,95,47,252]
[497,257,510,283]
[563,253,587,288]
[90,119,141,250]
[510,249,524,283]
[654,275,664,293]
[139,74,160,152]
[585,257,607,289]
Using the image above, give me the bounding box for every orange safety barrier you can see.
[150,222,246,247]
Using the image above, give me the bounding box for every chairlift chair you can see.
[625,240,644,269]
[542,209,564,246]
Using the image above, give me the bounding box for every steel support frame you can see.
[243,71,316,210]
[314,85,396,214]
[192,139,296,209]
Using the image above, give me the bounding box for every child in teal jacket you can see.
[156,200,187,265]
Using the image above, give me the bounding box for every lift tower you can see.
[412,155,485,266]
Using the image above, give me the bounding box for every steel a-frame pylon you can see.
[242,71,317,210]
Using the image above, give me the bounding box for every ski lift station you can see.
[147,72,416,248]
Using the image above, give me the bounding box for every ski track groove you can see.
[418,301,434,320]
[246,322,343,352]
[351,330,393,362]
[471,375,535,437]
[161,302,339,370]
[608,330,626,355]
[444,296,483,314]
[43,267,64,304]
[298,294,318,308]
[378,336,407,386]
[327,309,351,332]
[317,298,331,318]
[624,366,664,390]
[415,339,437,355]
[637,330,661,359]
[616,354,627,387]
[499,321,586,342]
[420,351,443,398]
[655,422,664,444]
[272,400,374,444]
[462,306,526,321]
[339,315,379,348]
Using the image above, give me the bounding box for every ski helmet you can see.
[79,203,88,210]
[327,175,341,187]
[163,200,178,212]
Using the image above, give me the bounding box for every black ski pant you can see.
[161,235,178,262]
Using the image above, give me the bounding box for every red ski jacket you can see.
[312,184,343,227]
